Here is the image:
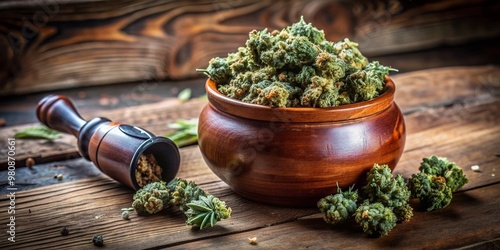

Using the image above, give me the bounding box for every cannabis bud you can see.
[185,195,232,230]
[132,181,170,214]
[408,156,468,211]
[197,16,397,108]
[317,185,358,224]
[132,178,231,229]
[354,201,397,236]
[362,164,413,222]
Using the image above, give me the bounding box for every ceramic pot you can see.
[198,77,405,207]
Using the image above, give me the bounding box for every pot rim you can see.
[205,76,395,122]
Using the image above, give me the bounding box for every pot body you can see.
[198,78,405,207]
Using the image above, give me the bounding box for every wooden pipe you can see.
[36,95,180,190]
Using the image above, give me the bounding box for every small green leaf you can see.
[187,212,206,226]
[15,125,61,140]
[177,88,192,102]
[200,212,212,229]
[186,202,212,212]
[165,118,199,147]
[209,212,216,227]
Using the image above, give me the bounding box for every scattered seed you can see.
[60,227,69,236]
[248,237,258,245]
[121,207,134,211]
[92,235,104,246]
[56,174,63,181]
[26,158,35,169]
[122,211,130,220]
[471,165,480,172]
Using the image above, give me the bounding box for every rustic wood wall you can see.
[0,0,499,96]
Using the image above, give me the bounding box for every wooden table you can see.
[1,66,499,249]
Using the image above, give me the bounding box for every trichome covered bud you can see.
[419,155,468,192]
[185,195,232,229]
[408,156,467,211]
[132,178,231,229]
[408,173,452,211]
[197,16,397,107]
[317,185,358,225]
[355,201,397,236]
[362,164,413,222]
[132,181,170,214]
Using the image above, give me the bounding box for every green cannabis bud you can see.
[132,181,170,214]
[419,156,468,192]
[185,195,232,230]
[197,16,397,107]
[355,201,397,236]
[132,178,231,229]
[317,185,358,225]
[408,173,453,211]
[362,164,413,222]
[408,156,468,211]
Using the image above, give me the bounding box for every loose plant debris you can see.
[197,16,397,108]
[60,227,69,236]
[14,125,61,140]
[471,165,480,172]
[165,118,198,147]
[318,156,468,237]
[92,235,104,246]
[132,178,231,230]
[122,210,130,220]
[54,174,63,181]
[177,88,192,102]
[135,153,163,187]
[248,237,258,245]
[26,157,35,169]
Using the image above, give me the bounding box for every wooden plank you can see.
[1,0,499,95]
[393,65,500,113]
[354,0,500,56]
[165,183,500,250]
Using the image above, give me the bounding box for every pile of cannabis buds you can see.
[198,16,397,107]
[317,156,468,236]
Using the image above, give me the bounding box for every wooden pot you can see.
[198,77,405,207]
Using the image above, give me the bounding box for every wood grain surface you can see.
[1,0,499,95]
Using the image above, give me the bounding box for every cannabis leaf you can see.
[177,88,192,102]
[165,118,198,147]
[14,125,61,140]
[185,195,231,229]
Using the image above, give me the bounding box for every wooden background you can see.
[1,0,499,96]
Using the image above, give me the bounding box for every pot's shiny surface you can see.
[198,78,405,207]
